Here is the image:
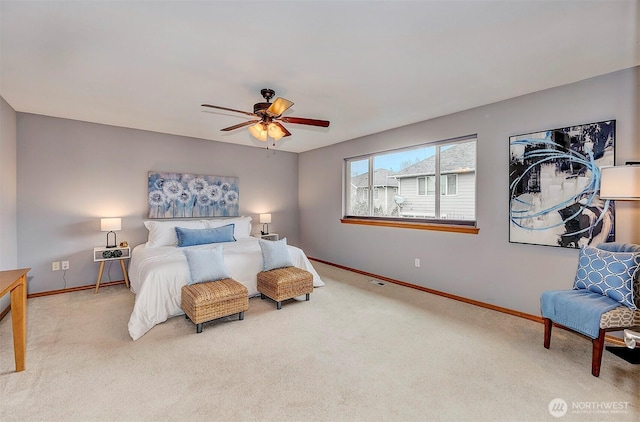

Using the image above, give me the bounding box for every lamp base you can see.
[606,346,640,364]
[106,231,117,248]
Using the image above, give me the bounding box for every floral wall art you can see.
[148,172,239,219]
[509,120,615,248]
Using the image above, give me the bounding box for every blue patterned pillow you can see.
[175,224,236,247]
[259,238,293,271]
[183,246,230,284]
[573,245,640,310]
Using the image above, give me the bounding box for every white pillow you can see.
[204,216,252,239]
[259,238,294,271]
[144,220,208,248]
[183,246,231,284]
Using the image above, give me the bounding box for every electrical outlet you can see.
[52,261,60,271]
[61,261,69,270]
[414,258,420,268]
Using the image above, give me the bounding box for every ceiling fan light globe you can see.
[267,123,285,141]
[248,123,267,141]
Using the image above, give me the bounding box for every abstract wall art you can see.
[509,120,615,248]
[148,172,239,219]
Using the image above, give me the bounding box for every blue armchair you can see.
[541,242,640,377]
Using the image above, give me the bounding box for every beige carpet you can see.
[1,261,638,421]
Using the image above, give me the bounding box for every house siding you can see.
[441,172,475,220]
[397,172,475,220]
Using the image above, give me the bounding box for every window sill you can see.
[340,218,479,234]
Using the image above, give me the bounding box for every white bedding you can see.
[127,237,324,340]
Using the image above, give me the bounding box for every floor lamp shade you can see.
[101,218,121,248]
[600,165,640,200]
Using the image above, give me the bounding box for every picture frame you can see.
[148,172,239,219]
[508,120,615,248]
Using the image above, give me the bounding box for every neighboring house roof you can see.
[393,142,476,178]
[351,168,399,188]
[351,142,475,185]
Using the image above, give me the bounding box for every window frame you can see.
[343,135,478,231]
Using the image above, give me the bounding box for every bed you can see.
[127,217,324,340]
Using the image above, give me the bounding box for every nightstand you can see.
[259,233,279,241]
[93,246,130,293]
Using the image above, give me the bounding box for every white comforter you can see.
[127,237,324,340]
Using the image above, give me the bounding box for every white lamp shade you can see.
[599,166,640,200]
[259,213,272,224]
[101,218,122,232]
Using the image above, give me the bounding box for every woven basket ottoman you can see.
[257,266,313,310]
[181,278,249,333]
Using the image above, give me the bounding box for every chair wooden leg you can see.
[543,318,552,349]
[591,329,606,377]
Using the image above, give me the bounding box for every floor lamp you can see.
[599,162,640,364]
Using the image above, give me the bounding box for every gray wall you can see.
[298,67,640,317]
[16,115,299,294]
[1,96,18,310]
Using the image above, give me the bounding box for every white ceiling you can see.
[1,1,638,153]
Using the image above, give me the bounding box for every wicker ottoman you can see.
[257,266,313,310]
[181,278,249,333]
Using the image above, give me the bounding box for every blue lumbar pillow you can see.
[573,245,640,310]
[259,238,294,271]
[175,224,236,247]
[183,246,230,285]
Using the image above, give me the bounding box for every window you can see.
[441,174,457,196]
[344,136,476,225]
[426,176,435,195]
[418,178,426,195]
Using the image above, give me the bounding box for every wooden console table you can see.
[0,268,30,372]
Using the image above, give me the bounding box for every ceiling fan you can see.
[202,88,330,143]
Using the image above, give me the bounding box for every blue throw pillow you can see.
[573,245,640,310]
[259,238,294,271]
[175,224,236,247]
[183,246,230,285]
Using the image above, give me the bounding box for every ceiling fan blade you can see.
[220,120,259,131]
[273,122,292,137]
[202,104,257,117]
[266,97,294,117]
[280,116,330,127]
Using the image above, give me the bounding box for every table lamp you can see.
[260,214,271,235]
